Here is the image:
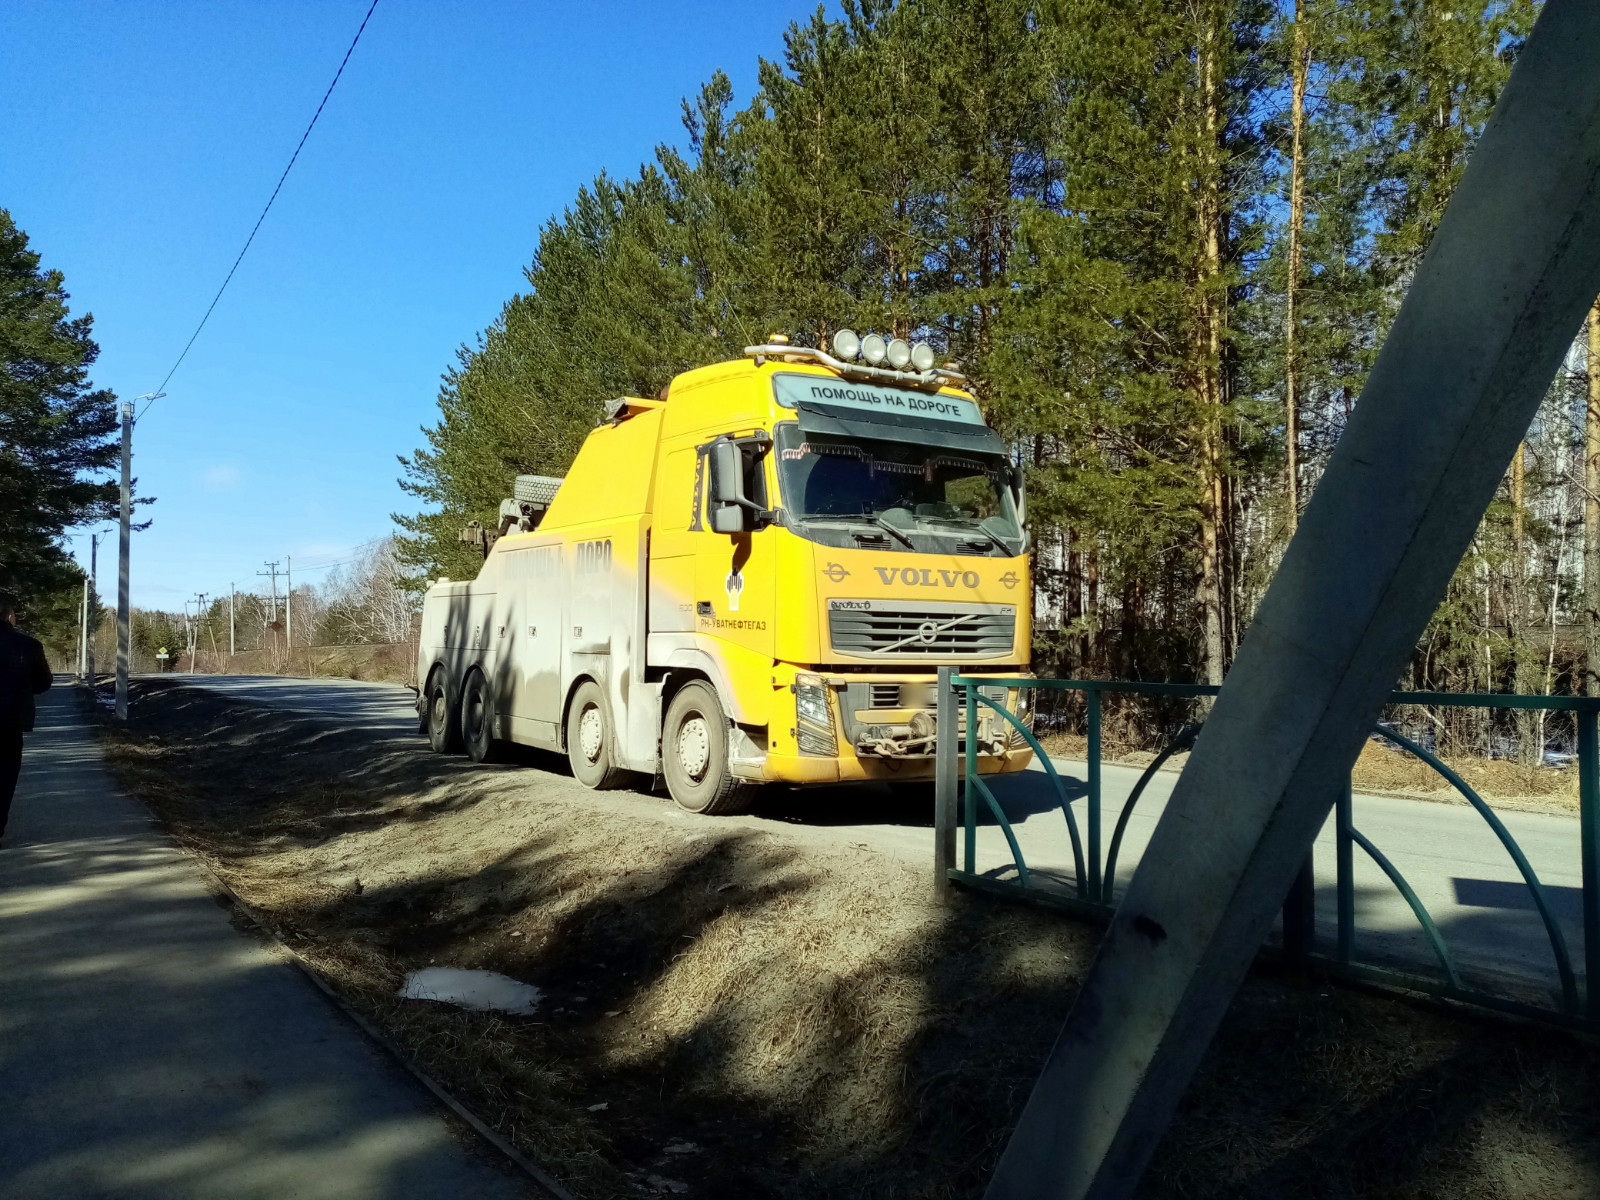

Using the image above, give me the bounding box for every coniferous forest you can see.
[400,0,1600,724]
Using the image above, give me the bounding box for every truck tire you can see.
[567,680,626,789]
[461,670,503,764]
[426,671,461,754]
[663,681,755,815]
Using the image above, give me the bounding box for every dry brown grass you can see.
[94,681,1600,1199]
[177,641,416,684]
[1040,732,1580,814]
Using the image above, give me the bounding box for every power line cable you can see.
[140,0,380,422]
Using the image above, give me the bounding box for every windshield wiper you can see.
[858,512,913,547]
[972,525,1013,555]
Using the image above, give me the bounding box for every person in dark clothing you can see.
[0,603,52,845]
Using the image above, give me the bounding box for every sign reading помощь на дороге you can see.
[771,373,985,426]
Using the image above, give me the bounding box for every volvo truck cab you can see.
[418,332,1033,813]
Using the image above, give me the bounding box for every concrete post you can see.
[87,532,99,686]
[115,402,132,721]
[983,5,1600,1197]
[934,664,957,900]
[78,578,88,681]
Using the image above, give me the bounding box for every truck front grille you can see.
[828,601,1016,659]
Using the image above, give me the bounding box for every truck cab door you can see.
[694,433,776,666]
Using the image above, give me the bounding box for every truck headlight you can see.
[794,674,838,756]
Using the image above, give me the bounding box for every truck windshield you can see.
[774,424,1020,546]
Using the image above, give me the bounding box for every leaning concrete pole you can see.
[115,401,133,721]
[984,5,1600,1198]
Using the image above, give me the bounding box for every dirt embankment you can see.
[97,681,1600,1199]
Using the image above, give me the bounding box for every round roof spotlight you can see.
[832,328,861,361]
[910,341,936,372]
[886,338,912,370]
[861,333,888,366]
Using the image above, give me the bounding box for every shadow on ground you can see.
[94,679,1600,1200]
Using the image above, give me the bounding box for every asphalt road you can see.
[173,674,421,738]
[172,674,1588,1009]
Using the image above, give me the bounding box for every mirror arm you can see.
[713,500,777,530]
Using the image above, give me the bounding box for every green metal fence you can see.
[934,671,1600,1031]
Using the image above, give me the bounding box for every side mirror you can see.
[709,439,750,533]
[710,440,743,506]
[1010,463,1027,527]
[705,434,776,534]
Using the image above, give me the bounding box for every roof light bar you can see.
[744,334,967,389]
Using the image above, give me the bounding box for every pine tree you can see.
[397,121,743,577]
[991,0,1273,683]
[0,208,120,614]
[395,0,1562,714]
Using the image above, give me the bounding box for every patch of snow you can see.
[398,967,542,1015]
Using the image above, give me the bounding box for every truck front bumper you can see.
[762,747,1030,785]
[762,665,1036,785]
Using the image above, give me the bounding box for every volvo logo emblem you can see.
[999,571,1020,590]
[916,620,939,645]
[823,562,850,583]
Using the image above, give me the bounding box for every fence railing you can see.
[933,669,1600,1032]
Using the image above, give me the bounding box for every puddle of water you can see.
[398,967,543,1014]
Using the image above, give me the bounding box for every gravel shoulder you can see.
[95,679,1600,1200]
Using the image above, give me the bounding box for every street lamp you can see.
[116,393,163,720]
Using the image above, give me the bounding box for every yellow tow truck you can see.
[418,332,1033,813]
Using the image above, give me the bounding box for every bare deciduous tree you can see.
[319,538,420,646]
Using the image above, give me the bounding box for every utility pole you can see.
[87,530,104,686]
[115,393,160,719]
[79,576,88,681]
[259,561,280,653]
[285,555,293,663]
[229,583,236,658]
[190,592,207,673]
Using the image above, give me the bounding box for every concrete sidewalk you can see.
[0,686,535,1200]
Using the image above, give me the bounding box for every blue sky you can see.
[1,0,806,608]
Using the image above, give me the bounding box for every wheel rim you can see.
[676,714,711,782]
[578,704,604,763]
[465,692,484,740]
[431,691,446,730]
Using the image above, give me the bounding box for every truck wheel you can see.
[461,670,502,764]
[663,681,754,815]
[567,680,626,789]
[426,672,461,754]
